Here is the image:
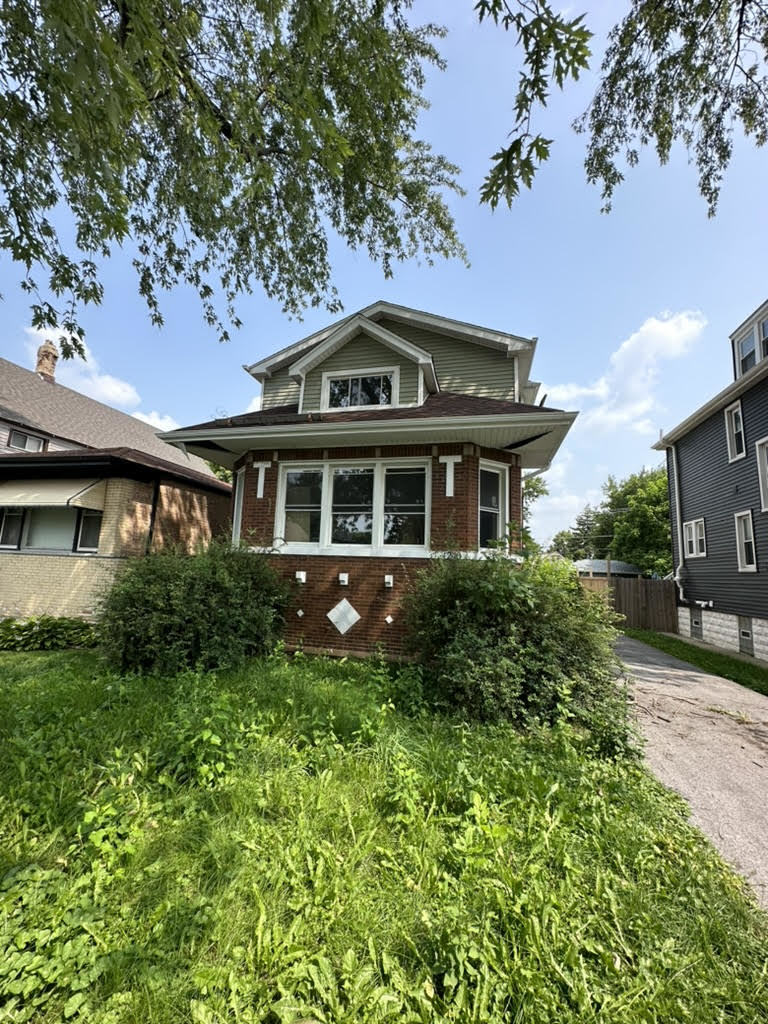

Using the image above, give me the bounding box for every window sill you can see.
[737,565,758,573]
[0,548,100,557]
[727,452,747,464]
[269,542,431,558]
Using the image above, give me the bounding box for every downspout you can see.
[669,443,686,601]
[145,478,161,554]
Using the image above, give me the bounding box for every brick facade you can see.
[235,442,522,656]
[0,476,230,620]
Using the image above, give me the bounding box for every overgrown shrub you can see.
[0,615,98,651]
[99,542,289,674]
[401,555,632,755]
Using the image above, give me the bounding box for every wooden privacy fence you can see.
[580,577,678,633]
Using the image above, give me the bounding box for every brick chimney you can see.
[35,339,58,382]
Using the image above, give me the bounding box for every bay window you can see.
[0,506,102,553]
[276,459,429,552]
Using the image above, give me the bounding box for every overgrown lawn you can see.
[0,650,766,1022]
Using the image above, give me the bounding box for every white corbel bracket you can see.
[438,455,462,497]
[252,461,272,499]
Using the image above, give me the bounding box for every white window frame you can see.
[683,517,706,558]
[736,329,757,377]
[320,366,400,413]
[231,467,245,545]
[735,510,757,573]
[478,459,509,550]
[8,429,45,452]
[0,508,24,549]
[725,400,746,462]
[273,456,431,556]
[75,509,102,553]
[757,436,768,512]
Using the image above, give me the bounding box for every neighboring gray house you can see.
[1,344,230,619]
[654,298,768,660]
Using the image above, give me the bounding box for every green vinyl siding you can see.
[261,366,301,409]
[377,319,516,401]
[301,335,419,411]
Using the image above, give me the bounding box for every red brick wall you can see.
[233,442,522,656]
[271,554,428,658]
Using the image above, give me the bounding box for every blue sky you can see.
[3,2,767,543]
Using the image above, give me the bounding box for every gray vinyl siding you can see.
[261,367,301,410]
[301,336,419,411]
[670,374,768,618]
[377,319,516,401]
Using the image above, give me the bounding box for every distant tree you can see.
[550,466,671,575]
[519,473,549,556]
[207,462,233,484]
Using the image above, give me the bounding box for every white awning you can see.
[0,478,107,510]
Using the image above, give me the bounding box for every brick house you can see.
[0,346,230,619]
[162,302,576,656]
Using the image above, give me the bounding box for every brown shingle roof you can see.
[0,357,215,475]
[0,446,231,493]
[180,391,564,432]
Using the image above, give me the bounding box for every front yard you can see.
[1,650,766,1023]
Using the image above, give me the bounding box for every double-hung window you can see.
[737,331,756,375]
[322,368,397,411]
[761,319,768,361]
[683,518,706,558]
[478,462,508,548]
[725,400,746,461]
[757,436,768,512]
[8,429,45,452]
[276,460,429,552]
[735,510,757,572]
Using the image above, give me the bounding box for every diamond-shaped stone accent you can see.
[385,615,394,624]
[327,598,361,635]
[296,609,304,618]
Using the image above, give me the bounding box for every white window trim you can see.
[756,435,768,512]
[0,508,24,549]
[8,429,45,452]
[232,467,245,545]
[683,517,706,558]
[75,509,102,553]
[320,366,401,413]
[735,327,757,377]
[735,509,757,573]
[478,458,509,550]
[725,399,746,462]
[273,456,431,556]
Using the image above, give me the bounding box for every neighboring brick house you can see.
[162,301,576,656]
[654,298,768,661]
[0,345,230,619]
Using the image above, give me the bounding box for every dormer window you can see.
[322,368,398,411]
[8,429,45,452]
[738,331,756,375]
[761,319,768,360]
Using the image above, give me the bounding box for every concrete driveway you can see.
[617,636,768,909]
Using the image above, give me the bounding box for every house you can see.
[161,301,576,656]
[0,344,231,620]
[654,298,768,660]
[574,558,642,578]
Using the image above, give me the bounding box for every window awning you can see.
[0,478,107,510]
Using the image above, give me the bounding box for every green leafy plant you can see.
[0,615,98,651]
[99,541,289,674]
[401,555,631,755]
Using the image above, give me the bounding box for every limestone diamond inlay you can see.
[327,598,361,635]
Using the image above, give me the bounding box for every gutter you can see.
[669,442,686,602]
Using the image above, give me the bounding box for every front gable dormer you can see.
[287,315,439,413]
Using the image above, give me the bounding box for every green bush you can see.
[99,542,289,675]
[401,555,631,755]
[0,615,98,651]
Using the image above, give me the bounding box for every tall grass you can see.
[0,650,765,1023]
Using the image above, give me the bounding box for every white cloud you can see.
[546,311,707,435]
[133,410,180,431]
[24,328,141,408]
[23,326,180,429]
[246,394,262,413]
